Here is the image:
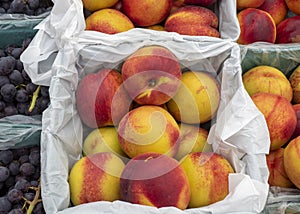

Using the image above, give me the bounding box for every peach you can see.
[122,0,172,27]
[175,123,211,161]
[276,15,300,43]
[120,152,190,209]
[118,105,180,158]
[83,127,127,157]
[164,5,220,37]
[69,152,125,206]
[146,25,165,31]
[291,104,300,140]
[237,8,276,44]
[266,148,294,188]
[121,45,182,106]
[167,71,220,124]
[75,68,131,128]
[85,9,134,34]
[284,136,300,189]
[171,0,186,14]
[237,0,265,10]
[242,65,293,102]
[285,0,300,15]
[251,93,297,151]
[289,65,300,103]
[258,0,288,25]
[180,152,234,208]
[82,0,118,12]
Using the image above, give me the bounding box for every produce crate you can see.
[239,43,300,213]
[38,30,271,213]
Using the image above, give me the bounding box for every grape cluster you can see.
[0,38,50,119]
[0,146,45,214]
[0,0,53,16]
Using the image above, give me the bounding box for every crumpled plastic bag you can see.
[39,29,270,214]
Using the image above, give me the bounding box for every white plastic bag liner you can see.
[41,29,270,214]
[20,0,239,86]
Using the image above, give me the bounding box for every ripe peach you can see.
[291,104,300,140]
[121,45,182,106]
[258,0,288,25]
[171,0,186,14]
[120,153,190,209]
[82,0,118,12]
[266,148,294,188]
[175,123,211,161]
[276,15,300,44]
[180,152,234,208]
[237,8,276,44]
[285,0,300,15]
[237,0,265,10]
[122,0,172,27]
[83,127,127,157]
[164,5,220,37]
[167,71,220,124]
[69,152,125,206]
[146,25,165,31]
[85,9,134,34]
[76,68,131,128]
[289,65,300,103]
[242,65,293,102]
[251,93,297,151]
[118,105,180,158]
[284,136,300,189]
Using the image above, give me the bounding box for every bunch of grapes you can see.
[0,38,50,119]
[0,146,45,214]
[0,0,53,16]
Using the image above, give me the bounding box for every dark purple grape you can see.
[24,192,35,201]
[29,150,40,167]
[0,166,10,182]
[12,203,23,209]
[17,102,29,114]
[21,38,32,51]
[0,50,5,57]
[30,180,38,187]
[0,150,13,165]
[40,86,49,97]
[5,176,15,188]
[1,83,17,98]
[9,70,24,86]
[10,48,22,59]
[14,178,30,192]
[25,5,35,15]
[31,167,40,180]
[0,182,3,190]
[9,208,24,214]
[4,105,18,117]
[18,155,29,164]
[0,196,12,213]
[5,46,18,56]
[7,188,23,204]
[28,0,39,9]
[2,2,10,10]
[34,7,45,15]
[9,0,27,13]
[21,69,31,82]
[20,163,35,177]
[0,75,10,87]
[15,89,29,103]
[36,96,49,112]
[0,7,5,13]
[14,148,29,158]
[0,101,6,111]
[15,59,23,72]
[8,161,20,176]
[0,56,16,76]
[33,202,45,214]
[25,83,37,95]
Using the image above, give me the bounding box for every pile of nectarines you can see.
[68,44,236,210]
[82,0,221,37]
[242,64,300,190]
[237,0,300,44]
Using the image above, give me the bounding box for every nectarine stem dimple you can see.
[148,79,157,87]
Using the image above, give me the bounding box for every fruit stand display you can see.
[1,0,300,213]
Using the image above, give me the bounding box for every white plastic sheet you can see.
[40,29,270,214]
